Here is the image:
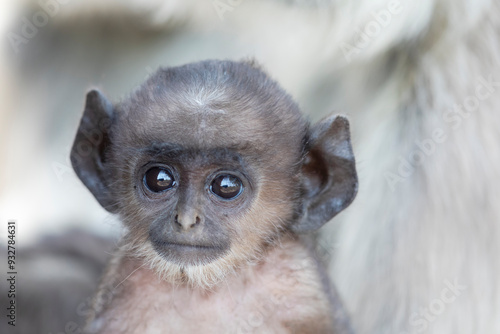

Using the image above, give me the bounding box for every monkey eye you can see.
[144,167,175,193]
[210,174,243,200]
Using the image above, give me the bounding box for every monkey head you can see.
[71,60,357,288]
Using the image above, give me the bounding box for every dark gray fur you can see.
[71,60,357,233]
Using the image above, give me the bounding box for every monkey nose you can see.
[174,213,201,231]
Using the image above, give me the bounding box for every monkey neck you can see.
[119,234,311,291]
[89,234,339,333]
[99,234,326,306]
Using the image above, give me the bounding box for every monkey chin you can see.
[127,239,257,290]
[149,235,230,267]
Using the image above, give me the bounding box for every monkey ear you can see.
[293,115,358,232]
[71,90,116,213]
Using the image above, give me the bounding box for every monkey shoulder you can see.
[238,238,338,333]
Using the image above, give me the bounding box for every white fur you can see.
[324,1,500,333]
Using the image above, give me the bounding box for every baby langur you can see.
[71,60,358,333]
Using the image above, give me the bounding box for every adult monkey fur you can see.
[325,1,500,333]
[71,60,358,333]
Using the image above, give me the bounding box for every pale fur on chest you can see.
[89,238,334,334]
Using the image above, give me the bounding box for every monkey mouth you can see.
[150,238,228,265]
[166,242,216,250]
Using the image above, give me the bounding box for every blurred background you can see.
[0,0,499,333]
